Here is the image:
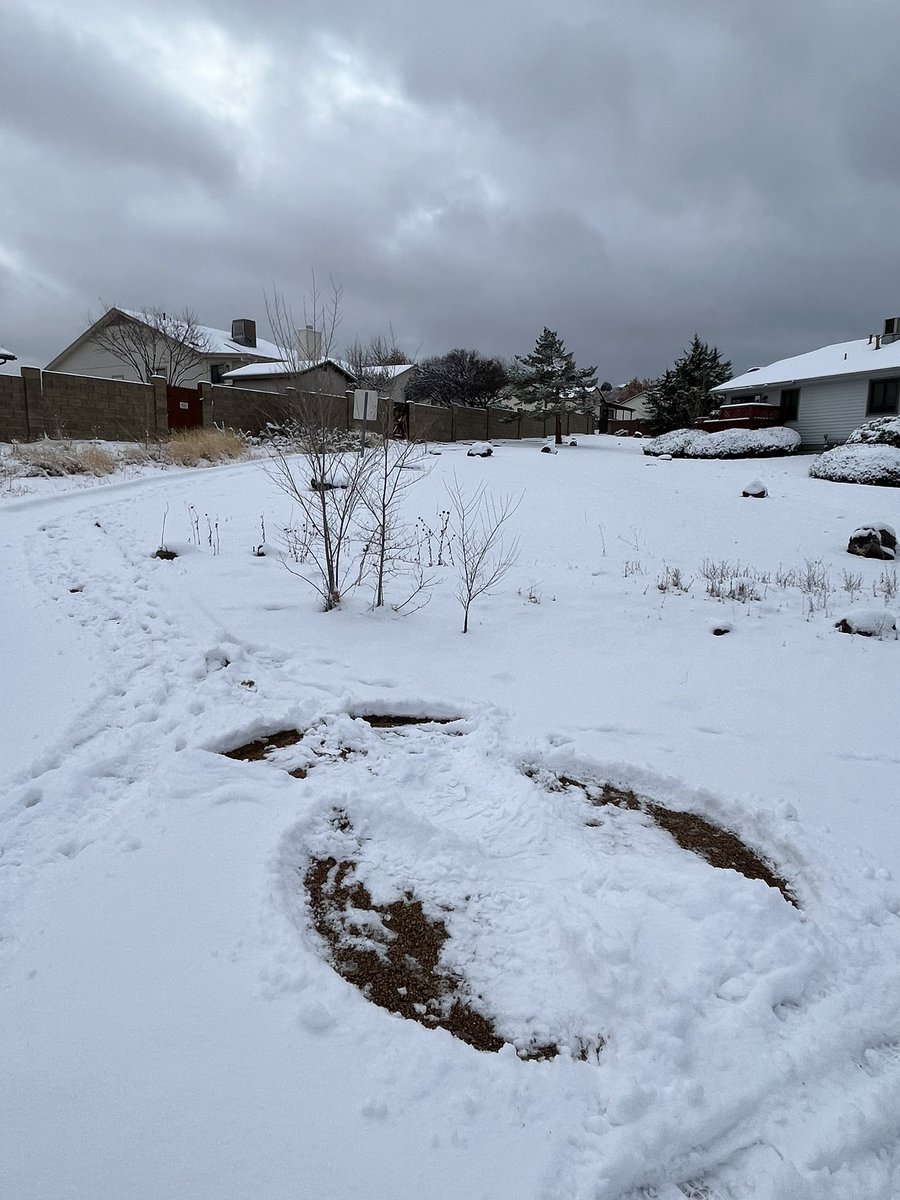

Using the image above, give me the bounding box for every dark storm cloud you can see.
[3,0,900,380]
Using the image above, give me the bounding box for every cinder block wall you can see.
[454,407,488,440]
[37,371,156,440]
[0,374,28,442]
[409,403,452,441]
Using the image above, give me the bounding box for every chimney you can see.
[231,318,257,348]
[297,324,322,361]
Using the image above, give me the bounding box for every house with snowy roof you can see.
[46,308,286,385]
[224,357,415,399]
[710,317,900,448]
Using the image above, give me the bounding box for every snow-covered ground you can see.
[2,435,900,1200]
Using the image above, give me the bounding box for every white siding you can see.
[790,377,869,447]
[717,374,880,447]
[50,339,246,385]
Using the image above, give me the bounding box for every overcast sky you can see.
[3,0,900,381]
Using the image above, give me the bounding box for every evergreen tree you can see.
[645,335,732,434]
[514,327,598,444]
[405,349,509,409]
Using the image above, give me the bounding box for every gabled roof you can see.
[713,337,900,394]
[223,358,357,382]
[46,308,285,371]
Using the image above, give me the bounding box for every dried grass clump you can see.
[163,427,247,467]
[12,439,118,477]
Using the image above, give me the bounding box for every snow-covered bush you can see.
[643,427,800,458]
[846,415,900,448]
[809,445,900,487]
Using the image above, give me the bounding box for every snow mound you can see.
[835,609,898,638]
[644,427,801,458]
[467,442,493,457]
[810,444,900,487]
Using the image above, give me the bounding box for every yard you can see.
[1,435,899,1199]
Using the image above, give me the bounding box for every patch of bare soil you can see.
[354,714,459,729]
[221,729,302,761]
[304,843,558,1060]
[555,778,797,907]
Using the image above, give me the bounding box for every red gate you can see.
[166,384,202,431]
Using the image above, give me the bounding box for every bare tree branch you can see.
[91,305,212,384]
[447,475,521,633]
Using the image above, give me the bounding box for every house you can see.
[46,308,285,385]
[223,358,357,396]
[605,389,652,434]
[710,317,900,447]
[224,358,416,400]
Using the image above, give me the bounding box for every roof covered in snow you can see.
[119,311,285,361]
[223,357,357,381]
[0,345,16,361]
[713,337,900,394]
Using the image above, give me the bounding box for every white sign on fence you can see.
[353,389,378,421]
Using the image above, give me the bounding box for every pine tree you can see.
[645,335,732,435]
[515,328,598,444]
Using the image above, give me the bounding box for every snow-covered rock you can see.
[810,444,900,487]
[742,479,768,498]
[847,524,897,560]
[644,427,800,458]
[467,442,493,458]
[835,608,898,638]
[540,444,558,454]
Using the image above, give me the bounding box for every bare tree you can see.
[344,330,410,394]
[269,444,376,610]
[91,306,212,384]
[360,415,433,610]
[447,476,521,633]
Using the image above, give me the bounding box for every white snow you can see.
[2,436,900,1199]
[835,607,898,638]
[712,335,900,393]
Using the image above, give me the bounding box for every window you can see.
[868,377,900,415]
[210,363,229,384]
[780,388,800,421]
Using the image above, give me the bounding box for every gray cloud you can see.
[3,0,900,381]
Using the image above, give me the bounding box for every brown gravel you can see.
[304,843,559,1059]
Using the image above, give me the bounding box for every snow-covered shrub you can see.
[846,415,900,448]
[809,445,900,487]
[644,427,800,458]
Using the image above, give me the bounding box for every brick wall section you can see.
[0,368,598,445]
[409,404,452,441]
[201,384,351,435]
[17,369,159,441]
[453,407,489,440]
[0,374,28,442]
[519,414,546,439]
